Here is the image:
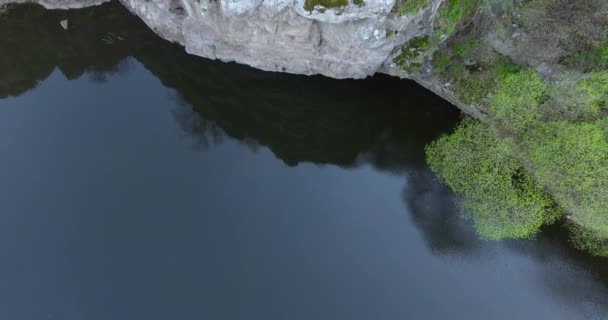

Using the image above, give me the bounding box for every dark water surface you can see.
[1,3,608,320]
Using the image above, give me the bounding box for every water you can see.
[1,3,608,320]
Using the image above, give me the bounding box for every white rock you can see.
[1,0,443,79]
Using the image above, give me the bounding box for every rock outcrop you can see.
[1,0,441,79]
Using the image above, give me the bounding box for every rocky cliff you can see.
[0,0,439,78]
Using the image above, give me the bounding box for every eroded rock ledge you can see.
[0,0,440,79]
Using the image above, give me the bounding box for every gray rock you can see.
[1,0,442,79]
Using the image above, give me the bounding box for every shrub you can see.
[543,72,608,122]
[304,0,348,11]
[426,118,559,240]
[524,119,608,255]
[569,224,608,257]
[579,72,608,114]
[396,0,430,15]
[489,70,547,133]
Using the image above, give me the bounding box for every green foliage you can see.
[570,224,608,257]
[304,0,348,11]
[395,0,430,16]
[432,52,451,74]
[394,0,482,74]
[489,70,546,133]
[431,27,521,105]
[426,118,559,240]
[543,72,608,121]
[579,72,608,113]
[524,119,608,255]
[564,46,608,72]
[394,36,430,74]
[353,0,365,7]
[451,37,479,59]
[433,0,480,40]
[423,1,608,256]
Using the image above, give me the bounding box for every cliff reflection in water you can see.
[0,2,459,169]
[2,3,608,317]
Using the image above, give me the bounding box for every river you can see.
[0,2,607,319]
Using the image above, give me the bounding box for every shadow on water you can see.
[403,170,608,314]
[2,2,608,315]
[0,2,458,169]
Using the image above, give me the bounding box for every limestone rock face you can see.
[121,0,441,78]
[0,0,107,9]
[1,0,440,79]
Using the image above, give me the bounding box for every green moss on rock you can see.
[394,0,430,16]
[304,0,348,11]
[353,0,365,7]
[394,36,430,74]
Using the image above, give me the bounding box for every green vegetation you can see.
[431,33,520,106]
[579,72,608,114]
[543,73,607,122]
[353,0,365,7]
[304,0,348,11]
[417,0,608,257]
[525,120,608,256]
[395,0,430,16]
[426,118,559,240]
[489,70,547,133]
[432,0,479,42]
[564,46,608,72]
[394,0,482,75]
[394,36,429,73]
[427,67,608,255]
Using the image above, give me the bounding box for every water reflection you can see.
[2,3,608,319]
[402,171,482,256]
[1,2,459,168]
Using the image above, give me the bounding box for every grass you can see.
[304,0,348,11]
[432,0,480,41]
[394,0,482,74]
[394,36,430,74]
[395,0,430,16]
[564,46,608,72]
[353,0,365,7]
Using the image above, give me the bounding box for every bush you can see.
[542,72,607,122]
[569,224,608,257]
[304,0,348,11]
[524,119,608,254]
[489,70,547,133]
[395,0,430,15]
[426,118,559,240]
[579,72,608,114]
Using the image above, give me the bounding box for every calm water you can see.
[1,3,608,320]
